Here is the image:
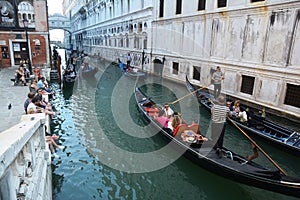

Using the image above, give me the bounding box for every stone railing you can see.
[0,113,52,200]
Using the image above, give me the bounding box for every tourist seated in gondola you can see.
[154,110,169,128]
[170,114,180,130]
[170,112,187,131]
[163,103,174,119]
[226,101,233,117]
[181,129,208,143]
[145,105,159,117]
[230,100,248,122]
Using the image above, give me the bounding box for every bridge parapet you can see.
[0,113,52,200]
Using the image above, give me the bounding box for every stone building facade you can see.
[63,0,300,118]
[0,0,51,69]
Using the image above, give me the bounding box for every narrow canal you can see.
[50,59,300,200]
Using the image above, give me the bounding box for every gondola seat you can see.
[187,123,200,134]
[145,107,159,117]
[173,124,188,137]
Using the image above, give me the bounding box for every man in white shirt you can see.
[163,103,174,119]
[211,66,224,99]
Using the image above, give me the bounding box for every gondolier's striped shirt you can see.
[212,104,230,123]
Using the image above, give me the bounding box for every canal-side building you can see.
[0,0,51,69]
[63,0,300,118]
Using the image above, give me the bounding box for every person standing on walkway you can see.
[211,95,230,149]
[83,53,90,70]
[126,52,131,69]
[211,66,224,99]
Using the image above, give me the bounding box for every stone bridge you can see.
[50,40,68,49]
[48,14,71,33]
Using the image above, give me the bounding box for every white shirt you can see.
[27,102,37,113]
[164,107,174,118]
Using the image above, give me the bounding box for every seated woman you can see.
[181,129,208,143]
[45,135,64,158]
[231,100,248,122]
[155,110,169,128]
[15,66,27,86]
[29,79,38,94]
[171,114,181,131]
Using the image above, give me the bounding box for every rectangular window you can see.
[159,0,164,17]
[172,62,179,75]
[198,0,206,11]
[176,0,182,15]
[284,84,300,108]
[240,75,255,95]
[251,0,265,2]
[218,0,227,8]
[193,66,201,80]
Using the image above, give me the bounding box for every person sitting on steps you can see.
[15,66,27,86]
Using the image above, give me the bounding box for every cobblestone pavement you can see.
[0,67,30,133]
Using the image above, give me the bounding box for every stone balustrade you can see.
[0,113,52,200]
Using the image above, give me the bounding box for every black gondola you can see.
[62,74,76,88]
[185,76,300,156]
[134,87,300,198]
[124,69,145,77]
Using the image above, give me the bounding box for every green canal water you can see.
[50,61,300,200]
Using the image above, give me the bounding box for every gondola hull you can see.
[125,71,145,77]
[185,76,300,156]
[134,87,300,198]
[62,75,76,88]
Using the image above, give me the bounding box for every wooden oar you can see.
[227,117,288,176]
[170,86,207,105]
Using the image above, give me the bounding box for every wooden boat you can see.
[62,74,76,88]
[185,76,300,156]
[124,68,145,77]
[118,62,145,77]
[135,87,300,198]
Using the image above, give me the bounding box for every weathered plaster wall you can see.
[151,1,300,117]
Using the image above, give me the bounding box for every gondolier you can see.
[211,66,224,99]
[126,52,131,68]
[211,95,230,149]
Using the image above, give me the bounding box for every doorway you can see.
[12,42,29,65]
[153,58,164,76]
